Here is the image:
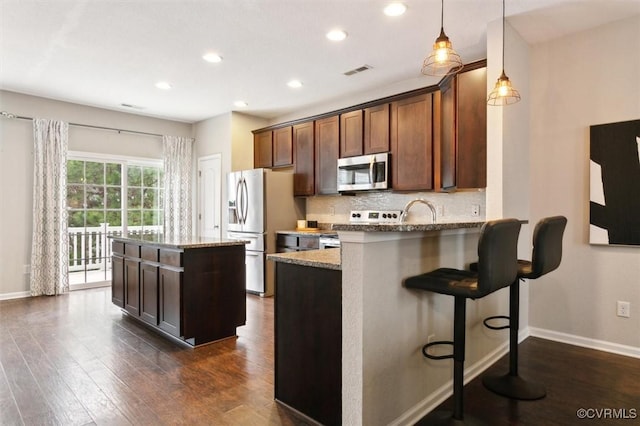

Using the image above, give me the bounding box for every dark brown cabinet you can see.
[436,78,457,190]
[293,121,315,196]
[391,93,434,191]
[111,239,246,347]
[364,103,390,154]
[254,130,273,168]
[315,115,339,195]
[275,262,342,425]
[273,126,293,167]
[340,110,364,158]
[456,66,487,188]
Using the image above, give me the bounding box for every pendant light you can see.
[421,0,463,76]
[487,0,521,105]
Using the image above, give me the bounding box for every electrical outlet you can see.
[436,205,444,218]
[617,301,631,318]
[23,264,30,275]
[471,204,480,217]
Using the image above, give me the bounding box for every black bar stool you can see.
[480,215,567,400]
[405,219,522,425]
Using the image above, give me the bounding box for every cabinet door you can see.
[140,262,159,325]
[273,126,293,167]
[111,255,125,308]
[438,78,457,190]
[340,110,363,158]
[159,267,183,337]
[293,122,315,196]
[391,93,434,191]
[254,130,273,168]
[124,259,140,316]
[315,115,339,195]
[457,67,487,188]
[364,103,390,154]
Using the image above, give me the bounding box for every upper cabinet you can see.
[456,67,487,189]
[254,130,273,168]
[436,65,487,190]
[391,93,434,191]
[339,110,364,158]
[273,126,293,167]
[293,122,315,196]
[364,104,390,154]
[315,115,339,195]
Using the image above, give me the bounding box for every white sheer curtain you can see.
[163,135,194,240]
[30,118,69,296]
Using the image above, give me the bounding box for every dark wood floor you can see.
[1,287,638,426]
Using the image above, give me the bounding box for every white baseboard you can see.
[528,326,640,359]
[0,291,31,301]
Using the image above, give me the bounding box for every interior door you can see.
[198,155,222,238]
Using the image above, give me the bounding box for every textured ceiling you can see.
[1,0,638,123]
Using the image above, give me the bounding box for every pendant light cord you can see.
[441,0,444,31]
[502,0,505,71]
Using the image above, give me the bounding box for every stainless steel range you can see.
[349,210,402,224]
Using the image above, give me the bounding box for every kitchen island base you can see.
[111,237,247,348]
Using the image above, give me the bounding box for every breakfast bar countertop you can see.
[331,221,484,232]
[109,234,248,250]
[267,248,341,270]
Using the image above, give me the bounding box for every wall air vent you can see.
[343,65,373,76]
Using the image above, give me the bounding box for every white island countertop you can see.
[332,221,484,232]
[109,234,248,249]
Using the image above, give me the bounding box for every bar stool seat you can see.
[406,218,522,425]
[480,215,567,401]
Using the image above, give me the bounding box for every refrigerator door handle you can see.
[237,177,244,224]
[242,178,249,224]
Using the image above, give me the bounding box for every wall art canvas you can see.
[589,119,640,246]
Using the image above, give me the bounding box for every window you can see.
[66,153,163,286]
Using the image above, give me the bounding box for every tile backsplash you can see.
[305,190,486,225]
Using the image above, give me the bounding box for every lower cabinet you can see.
[110,240,246,347]
[274,262,341,425]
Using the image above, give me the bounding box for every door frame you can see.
[197,154,223,239]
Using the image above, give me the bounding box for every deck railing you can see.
[68,224,162,272]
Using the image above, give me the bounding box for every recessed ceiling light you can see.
[384,2,407,17]
[234,100,248,108]
[287,80,303,88]
[202,53,223,63]
[326,29,347,42]
[155,81,172,90]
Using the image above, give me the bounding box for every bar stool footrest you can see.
[482,373,546,400]
[483,315,510,330]
[422,341,454,360]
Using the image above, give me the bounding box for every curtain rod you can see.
[1,110,164,138]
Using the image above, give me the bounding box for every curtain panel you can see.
[163,135,194,240]
[30,118,69,296]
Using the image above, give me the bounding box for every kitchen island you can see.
[110,235,247,347]
[268,248,341,425]
[331,221,516,426]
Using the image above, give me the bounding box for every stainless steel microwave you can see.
[337,152,389,192]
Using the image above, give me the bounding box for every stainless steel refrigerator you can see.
[226,168,303,295]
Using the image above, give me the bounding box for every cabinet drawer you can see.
[141,246,159,262]
[125,243,141,258]
[160,249,183,268]
[277,234,298,248]
[298,236,319,250]
[112,241,124,255]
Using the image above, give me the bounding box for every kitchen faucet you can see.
[400,199,437,223]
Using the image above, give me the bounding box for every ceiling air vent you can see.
[344,65,373,76]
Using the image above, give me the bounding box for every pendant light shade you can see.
[421,0,463,76]
[487,0,521,106]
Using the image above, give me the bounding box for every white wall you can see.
[0,91,192,298]
[528,15,640,349]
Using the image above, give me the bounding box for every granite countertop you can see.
[109,234,248,249]
[331,221,485,232]
[277,229,338,237]
[268,248,341,271]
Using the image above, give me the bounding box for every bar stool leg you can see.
[419,297,485,425]
[482,282,546,400]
